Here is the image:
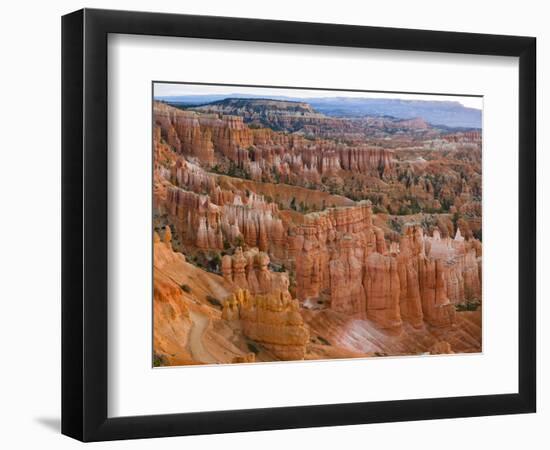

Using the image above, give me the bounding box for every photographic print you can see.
[152,82,482,367]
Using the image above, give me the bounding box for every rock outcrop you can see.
[163,184,286,253]
[154,101,396,185]
[424,228,482,304]
[153,95,483,365]
[291,211,478,331]
[223,289,309,360]
[364,252,402,330]
[221,247,289,295]
[396,228,424,328]
[291,202,381,304]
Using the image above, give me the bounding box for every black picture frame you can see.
[62,8,536,442]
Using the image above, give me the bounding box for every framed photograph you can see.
[62,8,536,442]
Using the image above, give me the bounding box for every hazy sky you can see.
[154,82,483,110]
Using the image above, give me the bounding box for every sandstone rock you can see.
[163,225,172,247]
[429,341,454,354]
[396,228,424,328]
[329,236,367,317]
[364,252,402,330]
[232,353,256,364]
[424,228,482,304]
[223,289,309,360]
[154,102,215,165]
[155,101,396,187]
[418,258,456,327]
[293,202,376,302]
[153,99,483,359]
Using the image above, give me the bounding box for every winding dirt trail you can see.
[188,310,216,364]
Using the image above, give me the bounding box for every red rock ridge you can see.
[222,288,310,360]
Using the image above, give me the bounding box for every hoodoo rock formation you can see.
[363,252,402,330]
[221,248,290,295]
[285,204,476,331]
[223,288,309,360]
[153,95,483,366]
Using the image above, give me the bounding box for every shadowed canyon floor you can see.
[152,95,482,366]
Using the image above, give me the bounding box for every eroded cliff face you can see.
[153,99,483,365]
[155,101,396,184]
[155,101,481,220]
[221,248,290,294]
[154,227,308,365]
[287,204,477,332]
[223,289,309,360]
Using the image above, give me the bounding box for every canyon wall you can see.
[153,100,483,363]
[288,203,478,331]
[223,288,310,360]
[221,247,290,294]
[154,101,395,182]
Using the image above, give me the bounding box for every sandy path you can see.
[188,310,216,364]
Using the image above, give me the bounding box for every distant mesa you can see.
[156,94,481,129]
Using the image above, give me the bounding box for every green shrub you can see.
[398,205,412,215]
[208,253,222,273]
[153,353,165,367]
[247,342,260,354]
[290,197,297,211]
[473,228,482,241]
[269,263,286,273]
[234,235,245,248]
[180,284,192,293]
[206,295,222,308]
[389,219,402,233]
[455,300,481,312]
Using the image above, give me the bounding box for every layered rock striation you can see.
[153,96,483,364]
[222,288,309,360]
[221,247,289,295]
[154,101,395,182]
[291,204,479,330]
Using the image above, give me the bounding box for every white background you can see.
[109,35,518,417]
[0,0,547,448]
